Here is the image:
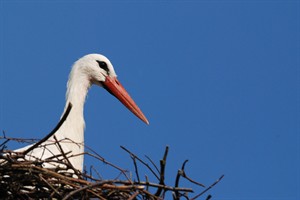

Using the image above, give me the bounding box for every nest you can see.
[0,104,223,199]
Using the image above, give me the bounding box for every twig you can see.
[62,181,107,200]
[0,138,9,151]
[130,153,140,182]
[121,146,160,181]
[0,136,39,144]
[191,175,224,200]
[145,154,160,174]
[128,191,139,200]
[180,160,205,187]
[53,135,81,178]
[39,173,62,198]
[114,180,193,193]
[84,151,131,181]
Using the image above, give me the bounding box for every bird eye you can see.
[96,60,109,75]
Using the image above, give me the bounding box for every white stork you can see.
[15,54,149,172]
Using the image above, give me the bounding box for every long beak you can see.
[102,76,149,125]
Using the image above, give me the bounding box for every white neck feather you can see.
[54,66,91,171]
[60,66,91,141]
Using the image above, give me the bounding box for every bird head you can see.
[72,54,149,125]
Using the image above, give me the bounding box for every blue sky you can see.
[0,1,299,199]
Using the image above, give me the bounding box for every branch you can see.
[191,175,225,200]
[154,146,169,196]
[121,146,160,181]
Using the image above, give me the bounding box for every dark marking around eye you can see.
[96,60,110,75]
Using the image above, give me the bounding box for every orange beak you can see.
[102,76,149,125]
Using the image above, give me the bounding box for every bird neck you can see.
[59,69,91,144]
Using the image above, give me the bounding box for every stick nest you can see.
[0,104,223,199]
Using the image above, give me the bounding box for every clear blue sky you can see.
[0,1,299,199]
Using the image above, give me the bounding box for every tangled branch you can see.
[0,104,223,199]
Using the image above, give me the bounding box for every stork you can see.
[15,54,149,172]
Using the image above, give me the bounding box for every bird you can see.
[14,54,149,172]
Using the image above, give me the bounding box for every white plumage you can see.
[15,54,148,172]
